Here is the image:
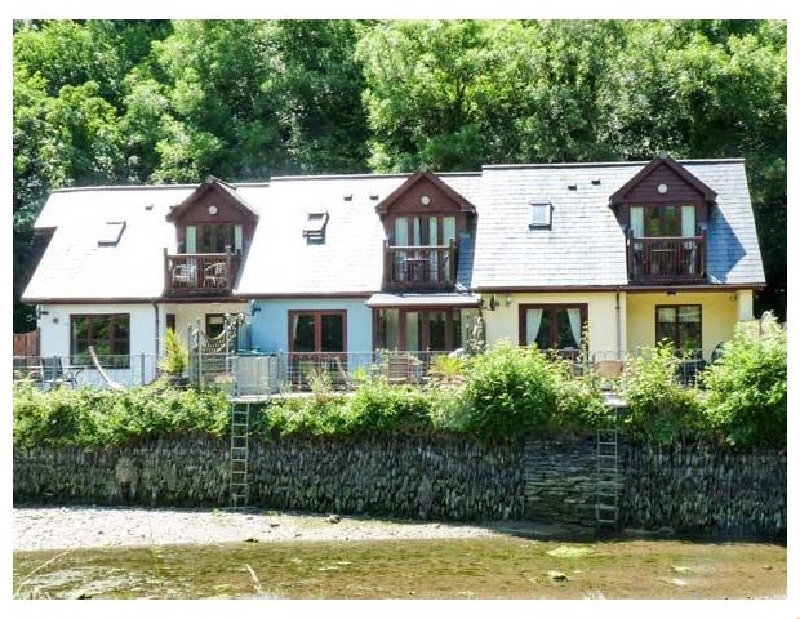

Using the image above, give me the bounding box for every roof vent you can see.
[343,193,353,201]
[591,179,601,186]
[303,211,329,243]
[145,203,154,211]
[98,221,126,247]
[369,192,379,201]
[567,183,578,191]
[528,202,553,230]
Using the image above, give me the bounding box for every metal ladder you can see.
[230,400,250,510]
[595,422,620,532]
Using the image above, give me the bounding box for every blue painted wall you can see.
[249,298,373,353]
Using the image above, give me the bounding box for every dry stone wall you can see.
[13,431,786,537]
[621,438,787,538]
[13,432,526,522]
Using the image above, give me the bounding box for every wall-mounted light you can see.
[482,295,499,311]
[505,295,512,307]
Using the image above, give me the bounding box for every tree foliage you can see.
[702,317,787,447]
[12,19,786,330]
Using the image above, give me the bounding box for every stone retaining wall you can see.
[621,438,787,537]
[13,432,526,522]
[13,432,786,537]
[523,434,597,526]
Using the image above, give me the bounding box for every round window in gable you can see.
[208,205,219,215]
[420,195,431,206]
[657,183,668,194]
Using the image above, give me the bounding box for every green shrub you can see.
[13,383,230,448]
[701,319,787,447]
[260,395,351,436]
[159,328,188,376]
[459,343,560,439]
[620,344,701,442]
[347,377,431,433]
[551,362,611,431]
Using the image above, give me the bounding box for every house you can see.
[21,155,764,388]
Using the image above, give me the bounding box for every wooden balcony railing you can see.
[383,240,456,291]
[164,249,240,296]
[627,231,706,284]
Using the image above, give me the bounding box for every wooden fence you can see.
[13,331,39,357]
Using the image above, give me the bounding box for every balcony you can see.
[627,232,706,285]
[163,249,240,296]
[382,240,456,291]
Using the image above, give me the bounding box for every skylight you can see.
[98,221,126,247]
[529,202,552,230]
[302,211,329,243]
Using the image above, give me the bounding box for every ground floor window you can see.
[70,314,130,367]
[655,305,702,353]
[374,308,478,352]
[519,304,588,352]
[289,310,346,353]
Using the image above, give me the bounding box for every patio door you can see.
[289,310,347,387]
[375,308,466,353]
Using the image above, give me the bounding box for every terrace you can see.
[12,348,716,395]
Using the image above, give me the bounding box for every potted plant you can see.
[160,328,189,388]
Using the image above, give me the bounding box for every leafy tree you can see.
[12,19,786,329]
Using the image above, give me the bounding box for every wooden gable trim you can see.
[166,176,259,223]
[609,155,717,207]
[374,167,477,216]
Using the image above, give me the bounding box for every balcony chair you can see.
[204,262,228,288]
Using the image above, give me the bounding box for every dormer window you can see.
[98,221,126,247]
[529,202,552,230]
[303,210,329,243]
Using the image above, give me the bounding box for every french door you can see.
[288,310,347,388]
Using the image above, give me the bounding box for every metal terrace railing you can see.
[12,347,722,393]
[12,354,162,389]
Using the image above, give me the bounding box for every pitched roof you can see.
[374,167,477,215]
[23,185,195,301]
[165,176,259,222]
[609,154,717,205]
[23,159,764,303]
[471,159,763,289]
[234,173,483,296]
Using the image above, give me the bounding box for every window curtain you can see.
[566,308,583,348]
[394,218,408,281]
[630,208,644,238]
[185,226,197,254]
[429,218,439,282]
[681,205,695,237]
[525,308,543,347]
[234,225,243,253]
[681,205,697,273]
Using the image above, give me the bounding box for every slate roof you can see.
[22,159,764,303]
[23,185,194,301]
[471,159,764,289]
[234,173,483,296]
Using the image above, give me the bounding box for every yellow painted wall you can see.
[482,292,627,359]
[626,291,739,359]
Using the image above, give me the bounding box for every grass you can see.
[13,536,785,600]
